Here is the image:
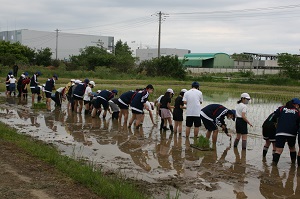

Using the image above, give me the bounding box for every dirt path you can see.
[0,140,102,199]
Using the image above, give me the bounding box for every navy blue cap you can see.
[84,78,89,84]
[111,89,118,94]
[192,81,200,88]
[53,74,58,80]
[292,98,300,105]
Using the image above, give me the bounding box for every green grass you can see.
[194,135,210,149]
[32,102,47,109]
[0,122,149,199]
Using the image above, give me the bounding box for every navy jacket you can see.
[273,106,300,137]
[30,74,38,88]
[118,90,136,105]
[73,83,86,98]
[130,89,149,113]
[97,90,114,101]
[201,104,229,126]
[44,78,55,93]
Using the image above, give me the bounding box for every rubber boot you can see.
[170,125,174,132]
[263,146,268,157]
[290,152,296,164]
[242,140,247,150]
[272,153,281,166]
[234,139,240,147]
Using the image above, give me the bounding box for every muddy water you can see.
[0,95,299,199]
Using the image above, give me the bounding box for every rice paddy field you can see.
[1,78,300,199]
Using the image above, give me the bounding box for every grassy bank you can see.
[0,122,149,199]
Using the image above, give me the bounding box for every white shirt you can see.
[145,101,154,110]
[83,86,92,101]
[56,87,64,93]
[182,88,203,116]
[235,103,247,118]
[156,95,164,103]
[9,78,16,84]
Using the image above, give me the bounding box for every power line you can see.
[168,3,300,15]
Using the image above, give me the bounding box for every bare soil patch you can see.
[0,140,102,199]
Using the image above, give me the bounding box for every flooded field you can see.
[0,93,299,199]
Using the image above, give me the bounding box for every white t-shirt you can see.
[83,86,92,101]
[156,95,164,103]
[145,101,154,110]
[56,87,64,93]
[235,103,247,118]
[182,88,203,116]
[9,78,16,84]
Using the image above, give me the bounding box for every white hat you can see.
[70,79,75,82]
[75,79,81,84]
[181,89,188,93]
[21,74,25,78]
[166,88,174,94]
[241,93,251,100]
[10,75,14,78]
[97,90,101,93]
[89,81,95,87]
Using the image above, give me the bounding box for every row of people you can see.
[7,71,300,166]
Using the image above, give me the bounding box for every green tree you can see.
[114,40,136,72]
[69,46,115,71]
[0,41,35,65]
[35,47,52,66]
[277,53,300,79]
[138,55,186,79]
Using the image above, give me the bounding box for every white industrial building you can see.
[0,29,114,60]
[136,48,191,63]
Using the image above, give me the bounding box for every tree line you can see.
[1,40,299,80]
[0,40,186,79]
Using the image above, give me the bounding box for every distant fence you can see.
[187,67,280,75]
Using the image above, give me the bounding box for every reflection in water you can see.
[118,126,153,172]
[185,138,203,162]
[231,148,247,199]
[260,162,296,198]
[44,113,57,132]
[0,94,294,199]
[171,133,184,175]
[155,132,173,170]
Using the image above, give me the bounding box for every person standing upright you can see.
[234,93,253,149]
[13,63,18,77]
[5,71,12,96]
[182,82,203,138]
[160,88,174,132]
[44,74,58,111]
[173,89,187,134]
[30,71,41,104]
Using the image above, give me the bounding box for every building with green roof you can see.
[180,53,234,68]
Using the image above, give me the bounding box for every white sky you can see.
[1,0,300,55]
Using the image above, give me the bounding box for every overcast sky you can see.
[1,0,300,55]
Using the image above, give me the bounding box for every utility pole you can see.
[158,11,162,58]
[156,11,168,58]
[55,29,60,60]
